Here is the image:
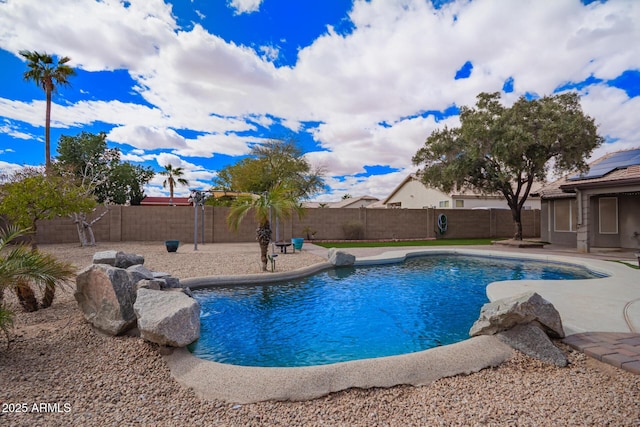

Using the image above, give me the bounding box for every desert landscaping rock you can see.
[136,279,163,291]
[497,323,568,367]
[126,264,155,283]
[134,288,200,347]
[74,263,137,335]
[92,250,145,268]
[328,248,356,266]
[469,291,565,338]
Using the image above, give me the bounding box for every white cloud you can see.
[108,125,188,151]
[1,0,639,199]
[0,0,178,71]
[259,45,280,62]
[0,121,32,140]
[228,0,263,15]
[0,161,24,177]
[150,153,215,193]
[579,84,640,162]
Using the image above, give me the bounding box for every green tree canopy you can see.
[107,163,155,205]
[412,92,604,240]
[214,138,325,199]
[55,131,154,205]
[0,169,95,245]
[19,50,76,172]
[226,184,304,271]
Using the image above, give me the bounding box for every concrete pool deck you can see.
[167,244,640,403]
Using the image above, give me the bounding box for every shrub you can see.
[342,220,364,240]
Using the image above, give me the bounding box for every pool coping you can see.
[168,248,640,403]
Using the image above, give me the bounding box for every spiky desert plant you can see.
[0,226,76,313]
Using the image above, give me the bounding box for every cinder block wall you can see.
[34,206,540,244]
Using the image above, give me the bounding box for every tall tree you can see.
[226,184,304,271]
[55,132,154,245]
[159,164,189,205]
[214,138,325,199]
[217,138,323,269]
[19,50,76,173]
[56,131,154,205]
[107,163,155,205]
[412,92,603,240]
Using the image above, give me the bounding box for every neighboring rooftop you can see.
[140,196,192,206]
[303,195,380,208]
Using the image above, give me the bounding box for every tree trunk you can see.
[72,210,107,247]
[256,222,272,272]
[259,240,269,271]
[45,87,52,173]
[41,282,55,309]
[511,206,523,240]
[73,213,89,246]
[14,280,39,312]
[85,221,96,246]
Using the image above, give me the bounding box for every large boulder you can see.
[328,248,356,267]
[134,288,200,347]
[469,292,564,338]
[497,323,568,367]
[126,264,155,284]
[74,264,137,335]
[93,250,144,268]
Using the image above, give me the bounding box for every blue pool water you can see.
[189,254,603,367]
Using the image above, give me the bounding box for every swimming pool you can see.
[189,254,603,367]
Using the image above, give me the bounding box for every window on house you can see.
[554,199,577,232]
[439,200,449,208]
[455,200,464,208]
[599,197,618,234]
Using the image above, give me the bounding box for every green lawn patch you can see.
[313,238,499,248]
[608,260,640,270]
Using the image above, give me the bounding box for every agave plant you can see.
[0,226,76,315]
[226,184,304,271]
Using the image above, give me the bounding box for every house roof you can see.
[536,148,640,199]
[140,197,192,206]
[382,174,420,205]
[302,195,379,208]
[382,173,541,205]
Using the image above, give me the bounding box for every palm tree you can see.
[19,50,76,173]
[0,226,75,320]
[226,185,303,271]
[159,164,189,205]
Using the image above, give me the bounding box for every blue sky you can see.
[1,0,639,201]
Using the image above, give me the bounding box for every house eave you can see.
[560,177,640,191]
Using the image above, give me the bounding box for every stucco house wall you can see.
[383,174,540,210]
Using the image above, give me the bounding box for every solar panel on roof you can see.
[568,149,640,181]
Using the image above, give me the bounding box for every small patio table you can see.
[274,241,292,254]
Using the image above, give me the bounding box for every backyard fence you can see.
[33,206,540,244]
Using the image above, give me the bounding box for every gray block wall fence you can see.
[34,206,540,244]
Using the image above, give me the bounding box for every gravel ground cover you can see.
[1,242,639,426]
